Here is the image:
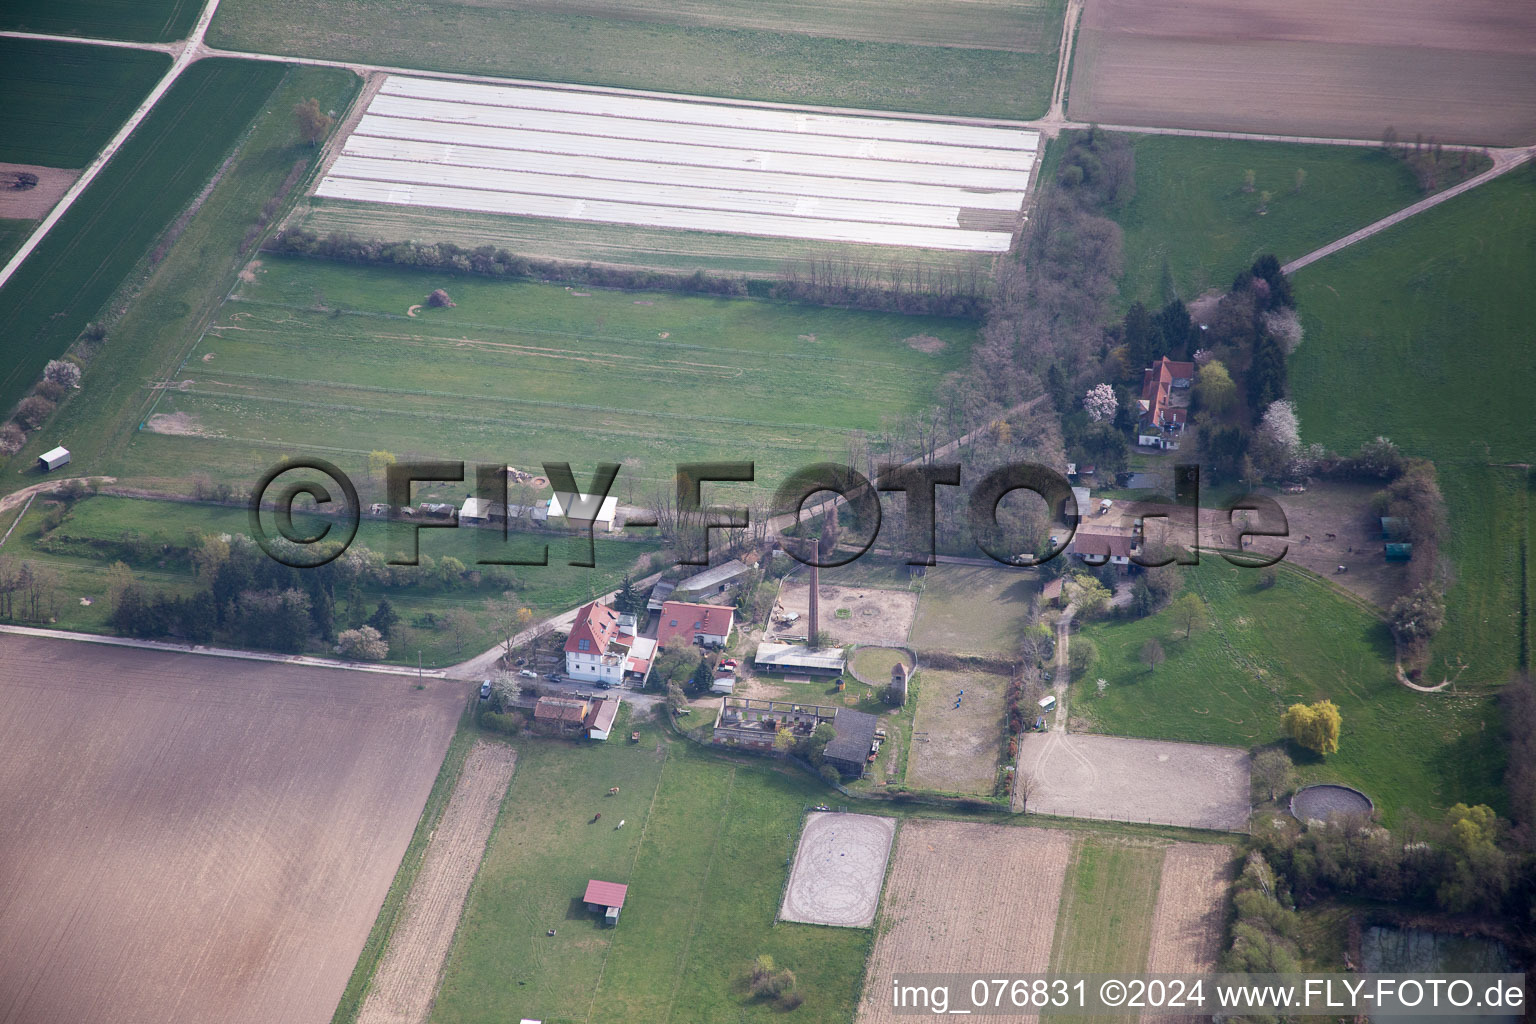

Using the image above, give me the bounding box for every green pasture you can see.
[0,40,169,168]
[118,255,975,495]
[431,726,871,1024]
[210,0,1064,118]
[1068,561,1503,823]
[1112,135,1427,308]
[0,58,286,419]
[909,562,1037,657]
[0,0,199,42]
[2,65,360,495]
[1290,165,1536,686]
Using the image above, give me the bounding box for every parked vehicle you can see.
[518,668,537,678]
[479,680,493,701]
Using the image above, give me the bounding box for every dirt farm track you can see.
[0,635,464,1024]
[1068,0,1536,145]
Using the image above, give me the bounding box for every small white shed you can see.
[38,446,70,472]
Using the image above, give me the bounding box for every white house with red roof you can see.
[655,600,735,650]
[565,601,653,686]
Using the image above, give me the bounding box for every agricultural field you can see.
[313,77,1035,253]
[290,198,995,279]
[1145,844,1232,974]
[0,58,287,420]
[0,39,169,168]
[1046,836,1164,995]
[0,220,32,269]
[1067,560,1504,823]
[0,0,199,42]
[859,820,1232,1024]
[430,725,872,1024]
[356,741,517,1024]
[2,65,361,492]
[1109,134,1428,308]
[116,255,975,497]
[0,493,660,667]
[1067,0,1536,145]
[209,0,1066,119]
[1291,165,1536,690]
[860,820,1073,1024]
[0,634,464,1024]
[906,666,1011,796]
[909,562,1036,656]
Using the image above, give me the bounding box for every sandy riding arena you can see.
[776,581,917,646]
[858,820,1072,1024]
[780,812,896,927]
[1068,0,1536,145]
[357,741,517,1024]
[1019,732,1250,830]
[0,635,463,1024]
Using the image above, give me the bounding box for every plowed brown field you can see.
[1146,843,1232,974]
[857,820,1072,1024]
[0,635,463,1024]
[1068,0,1536,145]
[357,742,516,1024]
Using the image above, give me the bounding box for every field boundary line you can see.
[0,493,36,548]
[0,622,449,676]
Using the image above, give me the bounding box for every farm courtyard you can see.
[0,634,463,1024]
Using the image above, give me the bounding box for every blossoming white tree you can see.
[1083,383,1118,422]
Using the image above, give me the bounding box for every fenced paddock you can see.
[779,812,896,927]
[315,76,1039,252]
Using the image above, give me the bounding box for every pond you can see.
[1360,926,1519,1023]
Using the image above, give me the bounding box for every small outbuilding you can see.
[584,879,628,924]
[38,446,70,472]
[1384,542,1414,562]
[822,708,879,778]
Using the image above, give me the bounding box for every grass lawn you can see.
[850,646,911,683]
[116,255,975,496]
[431,722,871,1023]
[1,65,360,496]
[1112,135,1427,309]
[1046,836,1162,1020]
[909,562,1037,657]
[0,40,169,167]
[0,493,659,667]
[210,0,1064,119]
[1068,561,1503,823]
[292,197,994,280]
[1290,165,1536,688]
[0,58,287,419]
[0,0,199,42]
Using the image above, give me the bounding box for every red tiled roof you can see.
[656,600,734,648]
[584,879,628,908]
[565,601,621,655]
[1139,357,1196,430]
[1041,577,1063,600]
[535,696,590,723]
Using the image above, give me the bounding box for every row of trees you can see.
[0,358,85,457]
